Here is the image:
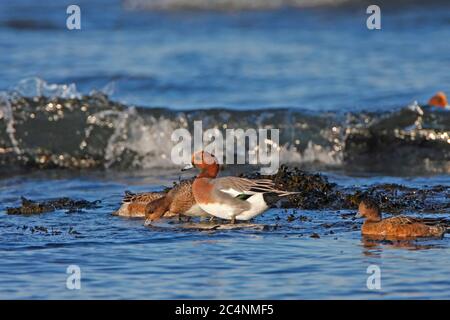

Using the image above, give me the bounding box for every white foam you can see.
[280,141,343,165]
[87,107,180,169]
[13,77,81,99]
[0,92,22,156]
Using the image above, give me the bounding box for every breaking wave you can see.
[1,78,449,174]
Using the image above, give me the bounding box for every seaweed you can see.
[241,165,449,214]
[6,196,100,215]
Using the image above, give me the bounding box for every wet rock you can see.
[349,184,450,213]
[6,196,100,215]
[243,165,449,214]
[7,197,52,215]
[242,165,340,209]
[18,225,80,236]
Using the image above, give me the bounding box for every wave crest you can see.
[1,78,449,174]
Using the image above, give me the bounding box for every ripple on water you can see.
[0,175,449,299]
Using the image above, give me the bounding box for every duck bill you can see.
[181,163,194,171]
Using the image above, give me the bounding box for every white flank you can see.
[235,193,268,221]
[198,193,269,221]
[197,203,238,220]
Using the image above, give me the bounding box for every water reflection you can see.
[361,235,446,257]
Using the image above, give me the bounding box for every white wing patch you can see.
[220,188,256,197]
[236,193,269,220]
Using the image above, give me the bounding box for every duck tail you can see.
[276,190,301,197]
[122,190,135,203]
[430,224,447,236]
[113,204,127,216]
[261,191,300,207]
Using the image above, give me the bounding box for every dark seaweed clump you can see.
[347,184,450,213]
[242,165,342,209]
[242,165,450,214]
[4,167,449,217]
[16,225,82,236]
[6,196,100,215]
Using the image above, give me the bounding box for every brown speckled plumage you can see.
[114,191,166,217]
[115,179,207,221]
[358,199,446,238]
[146,179,207,221]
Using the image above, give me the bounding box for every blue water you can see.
[1,0,450,299]
[1,1,450,110]
[0,172,449,299]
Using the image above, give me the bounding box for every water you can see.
[1,172,449,299]
[1,1,450,109]
[0,0,450,299]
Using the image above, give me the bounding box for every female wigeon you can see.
[145,179,209,222]
[114,191,166,218]
[428,92,449,109]
[356,199,447,238]
[184,151,297,223]
[116,181,208,220]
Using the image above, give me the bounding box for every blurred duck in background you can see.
[427,92,449,109]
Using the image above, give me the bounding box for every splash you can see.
[13,77,81,100]
[0,78,449,174]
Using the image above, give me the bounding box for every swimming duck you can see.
[356,198,447,238]
[114,191,167,218]
[184,151,298,223]
[427,92,449,110]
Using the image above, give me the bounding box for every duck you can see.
[145,179,209,222]
[114,191,167,218]
[427,91,449,110]
[113,191,181,218]
[115,180,209,221]
[356,198,447,238]
[184,151,298,223]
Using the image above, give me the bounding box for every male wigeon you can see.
[145,179,209,222]
[427,92,449,109]
[184,151,298,223]
[356,198,447,238]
